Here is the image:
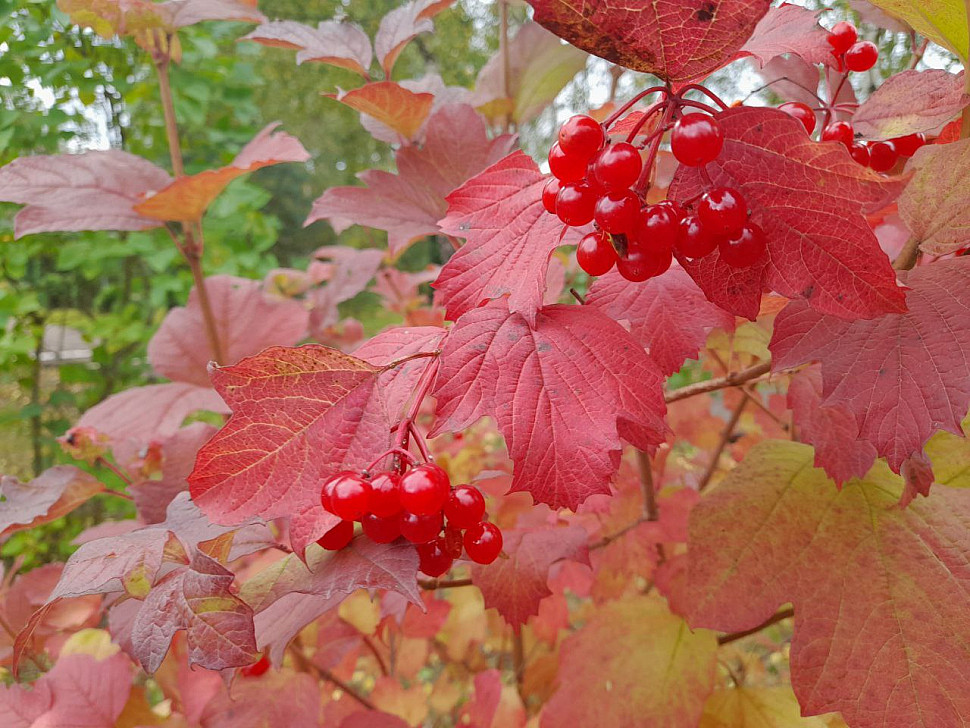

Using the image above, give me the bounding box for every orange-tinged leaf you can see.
[375,0,453,76]
[329,82,434,142]
[700,686,846,727]
[0,466,105,539]
[241,19,373,76]
[851,69,969,140]
[898,136,970,255]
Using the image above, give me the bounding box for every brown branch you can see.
[636,449,666,563]
[697,397,747,492]
[665,361,772,404]
[709,352,788,432]
[185,247,226,365]
[589,516,647,550]
[419,577,473,590]
[153,55,184,178]
[511,629,525,700]
[892,236,920,272]
[718,607,795,645]
[288,644,376,710]
[362,635,389,677]
[498,0,512,134]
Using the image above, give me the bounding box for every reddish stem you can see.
[634,93,677,197]
[623,100,666,143]
[677,83,729,111]
[393,358,440,455]
[408,421,432,461]
[676,98,720,116]
[364,447,418,474]
[603,85,669,128]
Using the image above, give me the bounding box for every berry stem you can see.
[742,76,826,109]
[633,90,677,197]
[393,357,440,456]
[408,421,432,461]
[364,447,419,474]
[676,84,729,111]
[623,100,666,143]
[95,456,132,486]
[602,85,669,128]
[383,350,440,372]
[675,98,721,115]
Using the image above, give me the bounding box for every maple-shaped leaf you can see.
[700,686,845,727]
[241,19,373,76]
[374,0,452,76]
[307,246,386,332]
[851,69,968,139]
[59,0,264,36]
[670,106,906,320]
[541,595,718,728]
[0,466,104,539]
[134,123,309,222]
[587,266,735,376]
[470,522,589,629]
[0,652,131,728]
[158,0,266,29]
[529,0,770,82]
[329,82,434,143]
[433,151,581,325]
[688,440,970,728]
[738,3,833,67]
[675,249,768,320]
[0,150,171,239]
[470,22,587,125]
[897,137,970,255]
[865,0,968,62]
[431,301,667,509]
[148,274,309,388]
[770,257,970,473]
[355,325,445,421]
[307,104,514,256]
[358,75,473,145]
[199,670,321,728]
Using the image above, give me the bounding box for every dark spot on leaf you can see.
[803,285,814,298]
[878,368,886,375]
[696,2,715,22]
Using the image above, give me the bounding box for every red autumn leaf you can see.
[675,249,768,320]
[541,595,718,728]
[148,274,309,388]
[433,151,580,326]
[159,0,266,29]
[339,711,411,728]
[0,466,105,539]
[470,523,589,629]
[241,19,373,76]
[329,82,435,142]
[307,246,387,332]
[851,69,969,139]
[308,104,514,256]
[587,266,735,376]
[529,0,770,83]
[670,106,906,320]
[0,150,171,238]
[130,552,257,673]
[431,302,667,509]
[770,258,970,473]
[374,0,452,76]
[358,75,472,145]
[200,670,322,728]
[688,441,970,728]
[354,326,445,421]
[787,367,876,484]
[134,123,309,222]
[738,3,833,67]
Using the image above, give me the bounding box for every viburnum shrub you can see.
[2,0,970,726]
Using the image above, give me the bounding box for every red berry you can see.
[328,473,371,521]
[616,240,672,282]
[240,655,270,678]
[320,470,355,512]
[892,133,926,157]
[558,114,605,159]
[399,510,443,544]
[464,522,503,565]
[670,114,724,167]
[542,178,560,215]
[845,41,878,72]
[868,141,898,172]
[317,520,355,551]
[442,525,464,558]
[719,223,767,267]
[698,187,747,237]
[594,189,640,233]
[633,204,680,251]
[556,182,597,226]
[367,471,402,518]
[821,121,854,148]
[399,463,451,515]
[576,231,618,277]
[548,142,588,182]
[827,21,857,55]
[675,215,718,259]
[656,199,686,222]
[591,142,643,190]
[417,539,454,578]
[849,142,870,166]
[779,102,816,134]
[444,485,486,529]
[361,513,401,544]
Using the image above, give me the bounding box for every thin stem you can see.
[153,55,184,178]
[634,91,677,197]
[383,350,439,371]
[95,456,132,486]
[512,630,525,699]
[742,76,825,108]
[569,288,586,304]
[589,516,647,550]
[419,577,474,589]
[288,644,376,710]
[697,397,747,492]
[908,35,928,69]
[393,358,440,452]
[623,100,666,143]
[676,98,720,115]
[664,361,773,403]
[498,0,512,134]
[364,447,418,474]
[362,635,389,676]
[636,450,658,522]
[185,248,226,365]
[718,606,794,645]
[102,489,134,502]
[893,236,920,271]
[603,86,669,128]
[709,352,788,431]
[408,422,432,461]
[677,83,729,111]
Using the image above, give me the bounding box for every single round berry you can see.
[675,215,718,259]
[845,41,878,72]
[399,510,443,544]
[577,231,618,277]
[399,463,451,516]
[542,178,560,215]
[616,240,672,282]
[594,190,640,233]
[444,485,486,529]
[656,199,686,223]
[556,182,597,226]
[442,525,464,558]
[548,142,588,182]
[633,204,680,251]
[698,187,747,237]
[821,121,854,148]
[558,114,605,159]
[240,655,270,678]
[779,102,816,134]
[719,223,767,268]
[670,114,724,167]
[328,473,371,521]
[892,133,926,157]
[849,142,870,166]
[320,470,355,512]
[591,142,643,190]
[868,140,898,172]
[318,520,355,551]
[417,539,454,578]
[464,522,504,565]
[827,21,858,55]
[361,513,401,544]
[367,471,402,518]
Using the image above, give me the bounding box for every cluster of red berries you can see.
[318,462,503,577]
[827,21,878,72]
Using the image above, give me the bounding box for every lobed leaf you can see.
[851,69,969,139]
[328,82,435,142]
[865,0,968,61]
[241,19,373,76]
[0,466,105,540]
[738,3,833,67]
[898,136,970,255]
[374,0,452,76]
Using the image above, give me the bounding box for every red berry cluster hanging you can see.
[318,460,503,577]
[827,21,878,72]
[811,113,927,173]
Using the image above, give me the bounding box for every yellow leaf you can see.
[338,589,380,635]
[866,0,968,60]
[701,686,847,727]
[60,628,120,659]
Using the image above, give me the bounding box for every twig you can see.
[498,0,512,134]
[697,397,747,492]
[636,449,666,564]
[288,644,376,710]
[717,607,795,645]
[95,456,132,486]
[153,54,184,178]
[908,35,929,69]
[708,351,788,432]
[664,361,772,403]
[185,247,226,365]
[512,630,525,699]
[419,577,473,589]
[892,236,920,271]
[569,288,586,305]
[589,516,648,550]
[362,635,389,676]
